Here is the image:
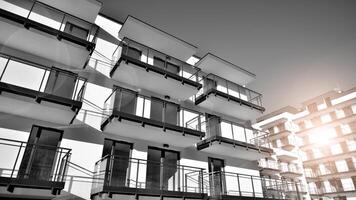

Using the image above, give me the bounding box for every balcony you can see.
[194,74,264,120]
[267,130,292,141]
[0,138,71,198]
[0,54,86,125]
[280,136,297,151]
[91,156,207,199]
[197,119,272,160]
[195,53,256,86]
[101,86,205,148]
[205,171,302,199]
[0,0,99,68]
[111,38,202,100]
[276,154,298,163]
[279,164,303,179]
[119,16,197,62]
[258,159,281,176]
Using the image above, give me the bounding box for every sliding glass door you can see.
[146,147,179,190]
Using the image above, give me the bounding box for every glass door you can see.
[146,147,179,191]
[208,157,225,197]
[102,139,132,187]
[18,125,63,181]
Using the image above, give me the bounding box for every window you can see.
[323,181,333,193]
[352,157,356,168]
[305,120,313,129]
[300,151,308,161]
[276,139,282,148]
[341,178,355,191]
[304,168,313,177]
[347,140,356,152]
[313,148,324,158]
[335,160,349,172]
[317,103,327,111]
[319,164,329,175]
[335,109,345,119]
[341,124,352,134]
[331,143,343,155]
[320,114,331,123]
[273,126,279,133]
[352,105,356,114]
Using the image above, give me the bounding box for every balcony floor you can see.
[195,89,264,120]
[0,177,64,199]
[101,112,204,148]
[0,82,81,125]
[0,9,94,68]
[197,136,272,161]
[92,185,207,200]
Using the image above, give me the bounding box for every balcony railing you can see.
[280,163,302,174]
[112,37,202,84]
[0,0,99,44]
[102,86,205,135]
[219,119,271,149]
[91,155,206,195]
[259,160,280,170]
[0,138,71,186]
[194,73,263,108]
[205,171,304,198]
[0,54,87,102]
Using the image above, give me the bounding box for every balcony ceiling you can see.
[100,0,356,114]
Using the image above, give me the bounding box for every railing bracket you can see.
[6,184,14,193]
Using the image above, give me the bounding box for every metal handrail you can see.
[103,86,205,131]
[195,73,263,107]
[0,138,71,182]
[112,37,202,82]
[92,155,206,194]
[21,0,100,42]
[0,53,87,101]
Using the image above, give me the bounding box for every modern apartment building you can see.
[0,0,304,199]
[255,88,356,200]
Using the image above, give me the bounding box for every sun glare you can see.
[309,127,336,145]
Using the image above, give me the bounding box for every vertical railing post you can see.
[58,14,66,32]
[251,176,255,197]
[178,165,181,191]
[11,142,23,178]
[146,48,149,64]
[243,127,247,143]
[0,57,11,81]
[38,69,47,92]
[237,85,241,100]
[135,160,139,188]
[200,169,204,194]
[182,166,185,192]
[26,1,36,20]
[237,174,241,196]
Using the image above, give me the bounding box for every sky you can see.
[100,0,356,114]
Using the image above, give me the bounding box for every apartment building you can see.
[255,88,356,200]
[0,0,303,199]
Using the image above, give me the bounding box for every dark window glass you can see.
[165,103,179,125]
[146,148,179,190]
[150,98,164,122]
[64,22,89,39]
[44,68,76,99]
[114,89,137,114]
[18,126,62,181]
[153,56,165,69]
[122,45,142,60]
[166,62,180,74]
